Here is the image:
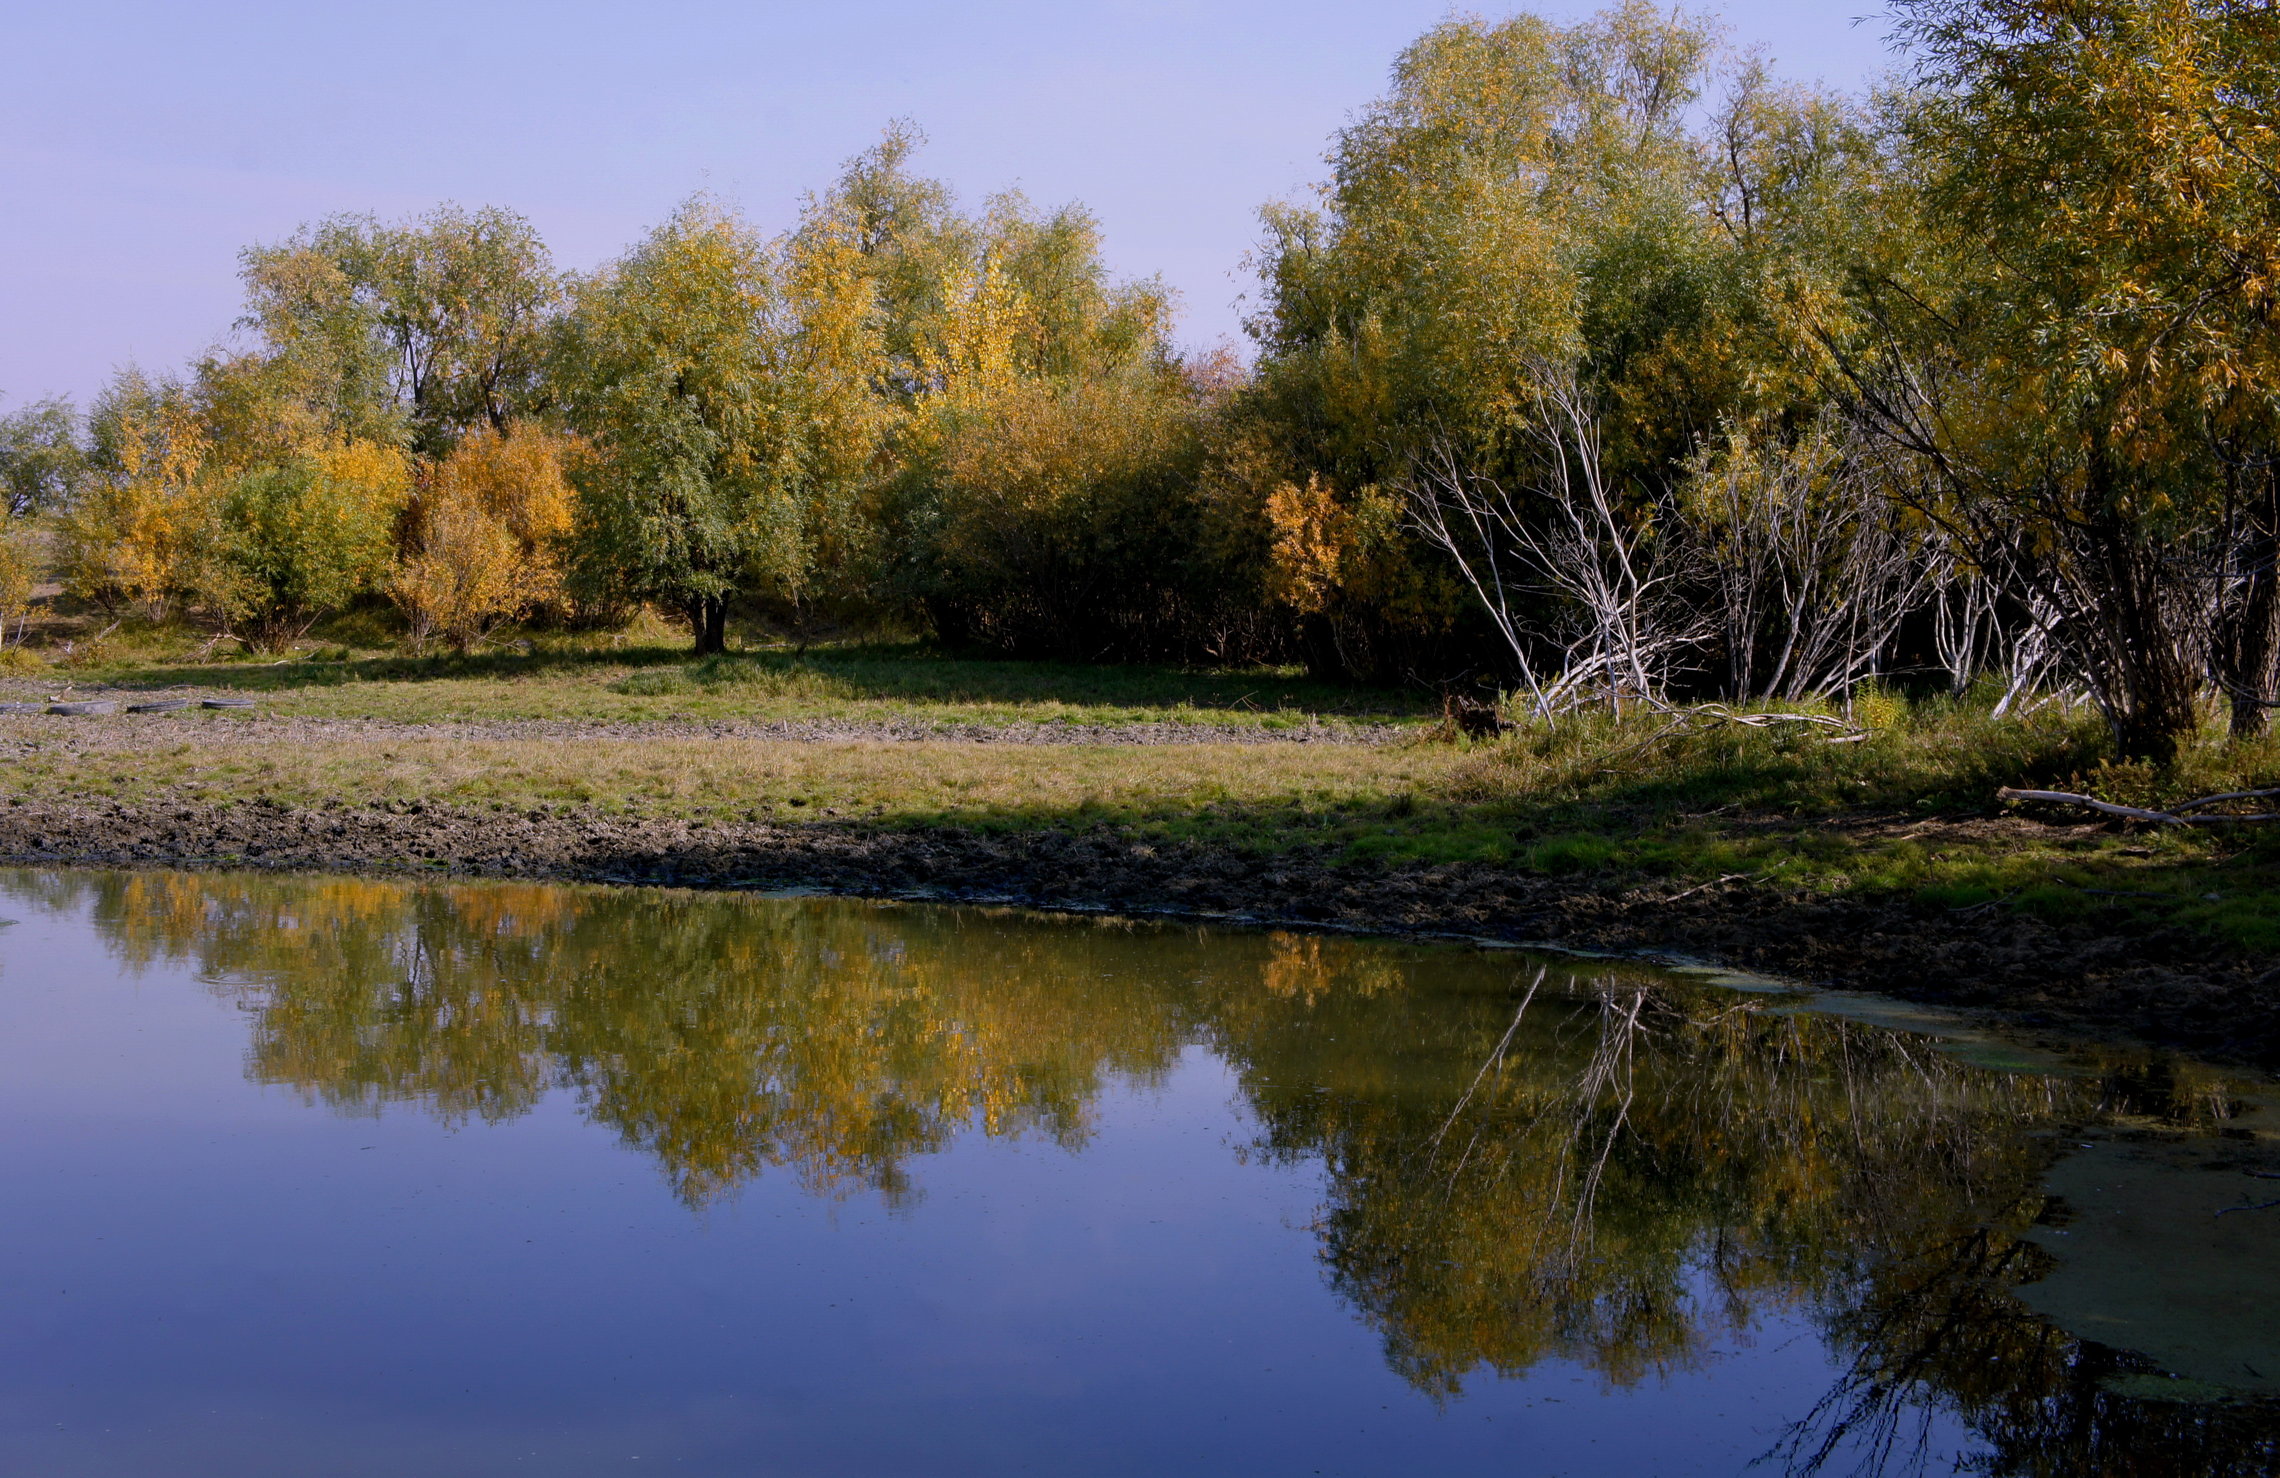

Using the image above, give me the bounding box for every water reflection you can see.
[9,869,2277,1475]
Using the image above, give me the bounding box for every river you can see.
[0,868,2273,1476]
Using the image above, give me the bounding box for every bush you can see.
[200,445,406,651]
[391,425,575,650]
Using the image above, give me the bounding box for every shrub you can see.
[391,425,575,650]
[200,444,407,651]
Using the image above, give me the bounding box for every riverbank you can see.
[4,739,2276,1069]
[5,641,2277,1065]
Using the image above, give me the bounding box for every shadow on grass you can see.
[116,643,696,694]
[112,642,1433,718]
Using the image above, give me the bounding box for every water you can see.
[0,868,2274,1477]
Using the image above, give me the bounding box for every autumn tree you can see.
[0,395,85,516]
[196,441,409,650]
[239,205,561,456]
[1873,0,2280,754]
[807,127,1229,656]
[56,368,211,619]
[1241,5,1728,683]
[390,424,576,650]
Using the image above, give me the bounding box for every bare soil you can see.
[4,788,2274,1070]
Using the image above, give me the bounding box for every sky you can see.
[1,1,1904,409]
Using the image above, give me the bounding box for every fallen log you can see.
[1997,787,2280,825]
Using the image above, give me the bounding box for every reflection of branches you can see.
[1767,1227,2036,1477]
[1568,982,1651,1249]
[1427,966,1544,1162]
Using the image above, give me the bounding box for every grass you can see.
[5,621,2278,953]
[13,630,1429,731]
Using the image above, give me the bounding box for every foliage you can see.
[238,205,560,455]
[1234,3,1884,683]
[0,394,86,516]
[56,368,211,619]
[1869,0,2280,755]
[0,518,37,647]
[390,424,577,650]
[899,369,1216,657]
[199,443,409,650]
[556,197,880,654]
[11,2,2280,755]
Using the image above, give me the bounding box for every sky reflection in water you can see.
[0,868,2273,1477]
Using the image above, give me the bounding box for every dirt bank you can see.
[4,791,2274,1069]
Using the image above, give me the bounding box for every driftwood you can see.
[1996,786,2280,825]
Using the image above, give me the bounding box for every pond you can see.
[0,868,2275,1476]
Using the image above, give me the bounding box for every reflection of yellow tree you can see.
[33,874,1191,1205]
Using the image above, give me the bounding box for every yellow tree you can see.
[57,368,211,620]
[390,425,577,650]
[194,439,409,651]
[1885,0,2280,752]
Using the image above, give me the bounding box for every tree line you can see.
[1,0,2275,759]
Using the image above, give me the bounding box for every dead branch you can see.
[1996,787,2280,824]
[1665,873,1750,901]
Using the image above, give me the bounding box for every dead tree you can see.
[1405,372,1703,719]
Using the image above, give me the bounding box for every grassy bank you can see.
[6,646,2278,955]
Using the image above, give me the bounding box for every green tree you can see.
[0,394,85,517]
[196,442,408,650]
[238,205,561,456]
[557,197,879,653]
[804,126,1215,655]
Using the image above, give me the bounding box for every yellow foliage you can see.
[0,520,37,645]
[1264,476,1347,616]
[1263,475,1437,632]
[311,439,413,509]
[58,387,211,619]
[391,425,575,649]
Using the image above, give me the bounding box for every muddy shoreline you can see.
[4,791,2274,1070]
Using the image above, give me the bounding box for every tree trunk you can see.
[2227,466,2280,739]
[2070,446,2205,763]
[688,595,728,656]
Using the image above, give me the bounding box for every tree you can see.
[0,395,85,517]
[239,205,561,456]
[198,442,408,650]
[1239,4,1759,683]
[56,368,210,620]
[558,197,878,654]
[1877,0,2280,755]
[804,127,1211,654]
[390,425,577,651]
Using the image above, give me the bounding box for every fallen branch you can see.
[2216,1199,2280,1217]
[1996,787,2280,825]
[2169,788,2280,814]
[1665,873,1750,902]
[1689,703,1861,733]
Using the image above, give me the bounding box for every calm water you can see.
[1,868,2275,1477]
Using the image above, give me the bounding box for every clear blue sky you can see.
[1,2,1901,407]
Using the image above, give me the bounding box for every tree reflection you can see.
[12,869,2276,1475]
